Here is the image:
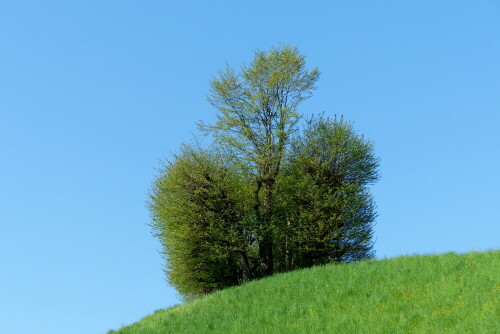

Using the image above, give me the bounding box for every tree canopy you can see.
[149,45,380,299]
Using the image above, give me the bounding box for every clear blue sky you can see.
[1,1,499,333]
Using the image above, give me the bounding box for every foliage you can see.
[149,45,380,298]
[273,115,379,270]
[149,146,258,298]
[113,251,500,334]
[204,45,320,277]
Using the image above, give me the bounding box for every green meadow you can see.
[112,251,500,333]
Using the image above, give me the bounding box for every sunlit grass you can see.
[113,250,500,333]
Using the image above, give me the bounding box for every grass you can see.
[112,250,500,333]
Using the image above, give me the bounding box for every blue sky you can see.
[1,1,499,333]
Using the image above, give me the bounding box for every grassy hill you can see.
[111,251,500,333]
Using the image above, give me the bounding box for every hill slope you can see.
[112,251,500,333]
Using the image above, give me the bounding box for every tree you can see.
[149,145,256,298]
[274,115,379,269]
[204,45,320,276]
[149,45,379,299]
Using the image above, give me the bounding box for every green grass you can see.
[113,251,500,333]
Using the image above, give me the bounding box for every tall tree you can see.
[205,45,320,276]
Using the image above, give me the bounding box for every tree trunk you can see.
[239,251,253,281]
[259,237,273,276]
[259,180,274,276]
[285,218,290,272]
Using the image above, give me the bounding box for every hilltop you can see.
[111,251,500,333]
